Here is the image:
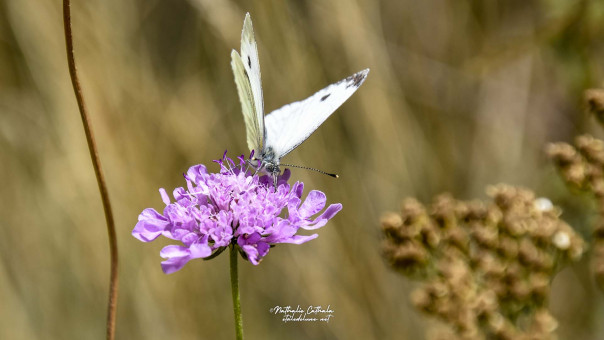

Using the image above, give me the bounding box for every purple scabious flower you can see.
[133,152,342,274]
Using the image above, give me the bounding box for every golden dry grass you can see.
[1,0,604,339]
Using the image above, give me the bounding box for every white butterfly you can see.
[231,13,369,186]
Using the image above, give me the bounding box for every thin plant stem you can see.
[230,245,244,340]
[62,1,119,339]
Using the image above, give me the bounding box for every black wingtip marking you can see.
[346,72,366,89]
[320,93,331,102]
[247,56,252,68]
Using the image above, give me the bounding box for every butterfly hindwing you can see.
[231,13,265,154]
[264,69,369,158]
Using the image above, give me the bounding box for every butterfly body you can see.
[256,146,280,179]
[232,13,368,186]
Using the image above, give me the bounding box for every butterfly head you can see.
[248,146,281,187]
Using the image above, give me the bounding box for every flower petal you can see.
[293,182,304,199]
[189,242,212,258]
[241,242,270,265]
[299,190,327,218]
[301,203,343,230]
[132,208,170,242]
[159,188,171,205]
[161,257,190,274]
[241,245,260,265]
[283,234,319,244]
[160,245,189,258]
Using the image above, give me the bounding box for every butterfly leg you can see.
[246,159,261,175]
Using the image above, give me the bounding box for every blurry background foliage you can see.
[1,0,604,339]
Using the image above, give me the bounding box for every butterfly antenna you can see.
[280,163,339,178]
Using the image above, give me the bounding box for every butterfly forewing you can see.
[264,69,369,158]
[231,13,265,154]
[232,13,369,176]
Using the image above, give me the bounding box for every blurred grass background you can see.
[2,0,604,339]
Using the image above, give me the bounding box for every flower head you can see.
[133,152,342,274]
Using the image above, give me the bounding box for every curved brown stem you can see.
[62,1,119,339]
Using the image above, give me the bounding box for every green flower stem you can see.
[230,245,244,340]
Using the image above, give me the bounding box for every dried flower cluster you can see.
[548,133,604,289]
[585,88,604,125]
[381,185,584,340]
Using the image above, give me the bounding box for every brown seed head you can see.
[381,186,583,339]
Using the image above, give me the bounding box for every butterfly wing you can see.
[231,13,265,153]
[264,69,369,159]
